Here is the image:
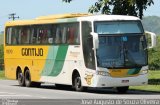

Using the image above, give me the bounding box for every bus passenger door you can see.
[82,21,96,70]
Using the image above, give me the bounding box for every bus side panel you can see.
[40,45,85,85]
[5,59,17,80]
[40,45,70,84]
[4,46,49,81]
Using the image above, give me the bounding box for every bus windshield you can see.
[94,21,147,68]
[95,21,143,34]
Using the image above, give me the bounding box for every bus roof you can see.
[78,15,140,21]
[5,13,140,26]
[36,13,89,20]
[5,13,89,26]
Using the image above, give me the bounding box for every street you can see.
[0,80,160,105]
[0,80,160,99]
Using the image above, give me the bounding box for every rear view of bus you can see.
[80,15,156,93]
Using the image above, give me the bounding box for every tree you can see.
[63,0,154,19]
[148,36,160,70]
[62,0,72,3]
[0,45,3,70]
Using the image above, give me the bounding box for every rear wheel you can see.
[24,70,41,87]
[24,70,32,87]
[17,71,25,86]
[116,86,129,93]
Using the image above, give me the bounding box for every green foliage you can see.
[148,36,160,70]
[0,45,3,70]
[0,33,4,45]
[63,0,154,19]
[130,70,160,92]
[88,0,154,19]
[0,71,5,79]
[0,45,3,58]
[62,0,72,3]
[89,0,111,14]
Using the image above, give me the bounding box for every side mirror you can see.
[145,31,157,49]
[90,32,99,49]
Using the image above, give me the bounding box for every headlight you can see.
[139,66,148,75]
[139,70,148,75]
[96,71,110,76]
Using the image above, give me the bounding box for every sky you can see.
[0,0,160,32]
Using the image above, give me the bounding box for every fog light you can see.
[140,70,148,75]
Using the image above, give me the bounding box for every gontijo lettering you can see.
[21,48,43,56]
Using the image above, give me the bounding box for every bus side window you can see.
[67,23,80,45]
[39,29,45,44]
[74,23,80,44]
[55,26,61,44]
[30,28,35,44]
[67,27,75,44]
[38,29,42,44]
[47,29,53,44]
[26,28,30,44]
[6,27,12,44]
[20,27,30,44]
[62,26,67,44]
[36,28,41,44]
[11,28,17,45]
[39,28,49,44]
[18,28,22,44]
[52,25,56,44]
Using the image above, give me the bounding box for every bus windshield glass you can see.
[95,21,143,34]
[94,21,147,68]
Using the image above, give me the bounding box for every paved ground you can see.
[0,80,160,105]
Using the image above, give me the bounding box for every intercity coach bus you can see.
[4,13,156,93]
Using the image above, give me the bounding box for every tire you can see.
[116,86,129,94]
[24,70,32,87]
[74,74,84,92]
[17,71,25,86]
[24,70,41,87]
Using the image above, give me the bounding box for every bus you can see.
[4,13,156,93]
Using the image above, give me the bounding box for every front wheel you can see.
[74,75,84,92]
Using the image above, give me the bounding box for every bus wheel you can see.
[24,70,32,87]
[74,74,83,92]
[17,71,25,86]
[116,86,129,94]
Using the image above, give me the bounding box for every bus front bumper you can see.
[90,74,148,88]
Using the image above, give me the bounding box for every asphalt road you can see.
[0,80,160,105]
